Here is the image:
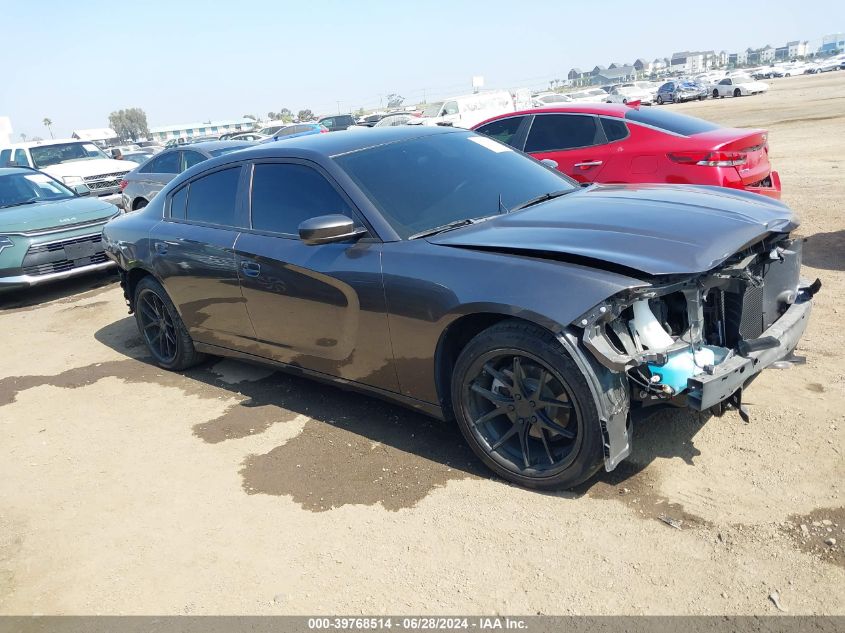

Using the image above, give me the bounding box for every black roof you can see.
[242,125,460,158]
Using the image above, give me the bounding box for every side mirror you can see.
[541,159,559,170]
[73,184,91,196]
[298,214,364,245]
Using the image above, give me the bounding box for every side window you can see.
[185,167,241,226]
[182,150,205,171]
[14,149,29,166]
[170,185,188,220]
[142,151,180,174]
[321,118,334,130]
[601,118,629,142]
[474,117,525,148]
[0,149,10,165]
[250,163,353,235]
[524,115,602,153]
[443,101,459,116]
[719,78,731,85]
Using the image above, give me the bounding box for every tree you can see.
[243,114,258,121]
[42,118,53,139]
[267,112,278,120]
[297,109,314,122]
[19,133,26,142]
[386,93,404,108]
[279,108,293,122]
[108,107,149,141]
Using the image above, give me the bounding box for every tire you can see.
[134,198,148,210]
[450,319,604,490]
[134,276,205,371]
[733,88,742,97]
[713,89,719,98]
[622,98,628,104]
[656,95,664,105]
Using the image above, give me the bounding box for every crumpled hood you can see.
[0,197,118,234]
[41,159,131,179]
[428,184,797,276]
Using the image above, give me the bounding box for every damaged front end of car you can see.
[573,233,820,472]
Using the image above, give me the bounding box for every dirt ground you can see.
[1,73,843,616]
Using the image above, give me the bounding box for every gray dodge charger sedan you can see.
[102,126,818,489]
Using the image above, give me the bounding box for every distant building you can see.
[591,65,607,76]
[760,45,775,63]
[148,118,256,142]
[788,40,809,58]
[670,51,713,74]
[72,128,117,145]
[819,33,845,54]
[593,65,636,84]
[633,58,650,73]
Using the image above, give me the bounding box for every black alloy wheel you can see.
[657,95,664,104]
[133,276,204,371]
[138,289,178,364]
[451,320,603,489]
[463,350,582,474]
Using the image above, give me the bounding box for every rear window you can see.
[601,118,629,142]
[624,108,719,136]
[525,114,602,152]
[185,167,241,226]
[474,116,525,148]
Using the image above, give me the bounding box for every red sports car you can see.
[472,103,781,198]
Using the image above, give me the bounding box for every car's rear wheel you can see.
[713,89,719,98]
[733,88,742,97]
[451,320,603,490]
[134,199,148,210]
[134,276,204,371]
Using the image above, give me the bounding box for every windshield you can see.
[209,144,251,157]
[422,102,444,117]
[0,172,75,208]
[29,142,109,168]
[334,131,577,239]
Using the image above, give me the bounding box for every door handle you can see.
[240,261,260,278]
[574,161,603,169]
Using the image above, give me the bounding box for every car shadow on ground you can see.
[802,229,845,271]
[93,315,714,511]
[0,270,119,312]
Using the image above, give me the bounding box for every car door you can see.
[134,150,181,203]
[149,164,257,348]
[440,101,460,126]
[233,159,398,391]
[522,113,610,183]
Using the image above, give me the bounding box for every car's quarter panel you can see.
[380,240,645,404]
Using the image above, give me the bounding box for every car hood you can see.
[0,197,118,234]
[427,184,796,276]
[40,159,131,179]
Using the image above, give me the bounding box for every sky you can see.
[1,0,843,139]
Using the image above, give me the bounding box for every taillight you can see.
[667,151,747,167]
[118,179,128,191]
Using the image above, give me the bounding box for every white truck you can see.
[411,91,515,129]
[0,139,132,207]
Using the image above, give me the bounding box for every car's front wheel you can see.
[451,320,604,490]
[134,276,204,370]
[733,88,742,97]
[713,89,719,98]
[656,95,664,105]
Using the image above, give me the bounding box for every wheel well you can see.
[132,197,148,210]
[434,313,523,418]
[124,267,153,311]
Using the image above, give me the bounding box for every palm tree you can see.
[42,118,53,139]
[19,133,27,142]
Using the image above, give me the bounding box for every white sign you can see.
[472,76,485,89]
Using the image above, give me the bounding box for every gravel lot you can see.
[0,73,843,615]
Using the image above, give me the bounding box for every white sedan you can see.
[605,83,655,105]
[712,75,769,98]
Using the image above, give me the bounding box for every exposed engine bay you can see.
[575,234,820,419]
